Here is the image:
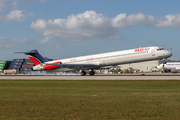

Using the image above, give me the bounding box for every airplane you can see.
[17,46,172,76]
[157,62,180,73]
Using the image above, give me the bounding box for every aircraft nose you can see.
[165,50,173,58]
[168,51,173,57]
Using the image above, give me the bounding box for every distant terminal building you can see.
[119,60,159,72]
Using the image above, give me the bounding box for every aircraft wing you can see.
[45,63,102,69]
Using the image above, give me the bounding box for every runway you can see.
[1,73,180,80]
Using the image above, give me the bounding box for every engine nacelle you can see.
[33,62,61,70]
[33,65,43,70]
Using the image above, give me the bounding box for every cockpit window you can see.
[157,48,164,51]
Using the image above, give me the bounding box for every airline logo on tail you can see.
[25,50,48,66]
[28,56,41,65]
[25,50,60,70]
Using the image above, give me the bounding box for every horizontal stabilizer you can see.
[14,50,48,65]
[13,51,37,54]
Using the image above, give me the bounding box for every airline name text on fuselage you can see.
[134,48,150,52]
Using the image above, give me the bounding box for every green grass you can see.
[0,80,180,120]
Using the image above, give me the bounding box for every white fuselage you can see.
[33,46,172,71]
[157,62,180,70]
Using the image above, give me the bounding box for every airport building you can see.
[119,60,159,73]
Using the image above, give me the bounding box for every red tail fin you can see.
[28,56,41,65]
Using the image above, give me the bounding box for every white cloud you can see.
[30,11,121,43]
[0,0,34,22]
[30,19,47,31]
[111,13,155,28]
[6,10,26,22]
[0,36,28,48]
[155,14,180,29]
[39,36,52,44]
[111,13,180,29]
[30,11,180,44]
[0,10,34,22]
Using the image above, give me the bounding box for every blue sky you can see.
[0,0,180,60]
